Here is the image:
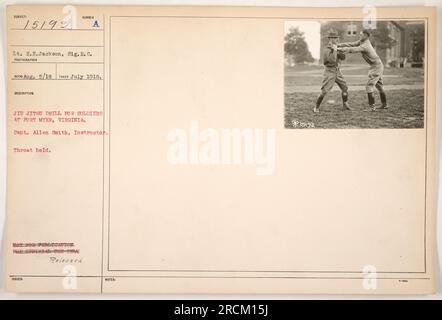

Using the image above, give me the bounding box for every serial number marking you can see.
[174,304,269,318]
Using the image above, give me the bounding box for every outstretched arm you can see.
[337,40,361,48]
[339,45,365,54]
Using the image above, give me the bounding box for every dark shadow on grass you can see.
[284,89,424,129]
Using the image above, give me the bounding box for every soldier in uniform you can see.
[314,30,352,113]
[338,29,388,111]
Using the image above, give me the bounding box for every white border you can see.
[0,0,440,299]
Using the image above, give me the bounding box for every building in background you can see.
[319,20,425,68]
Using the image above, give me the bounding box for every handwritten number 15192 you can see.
[22,20,69,30]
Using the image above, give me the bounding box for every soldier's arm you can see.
[331,48,338,62]
[337,40,361,48]
[339,45,365,53]
[323,48,337,64]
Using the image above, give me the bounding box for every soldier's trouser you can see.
[317,68,348,107]
[366,62,384,94]
[321,68,348,94]
[366,61,387,106]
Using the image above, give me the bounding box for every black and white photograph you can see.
[284,20,426,129]
[1,2,440,300]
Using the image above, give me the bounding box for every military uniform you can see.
[320,44,348,94]
[338,37,388,109]
[314,30,351,113]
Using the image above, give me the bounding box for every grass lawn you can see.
[285,65,425,87]
[284,89,424,129]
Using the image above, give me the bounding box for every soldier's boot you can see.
[366,92,376,111]
[342,91,352,110]
[314,93,325,113]
[377,91,388,109]
[343,102,353,110]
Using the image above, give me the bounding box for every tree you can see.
[370,23,398,50]
[408,28,424,62]
[284,27,315,64]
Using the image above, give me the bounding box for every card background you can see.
[1,0,441,297]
